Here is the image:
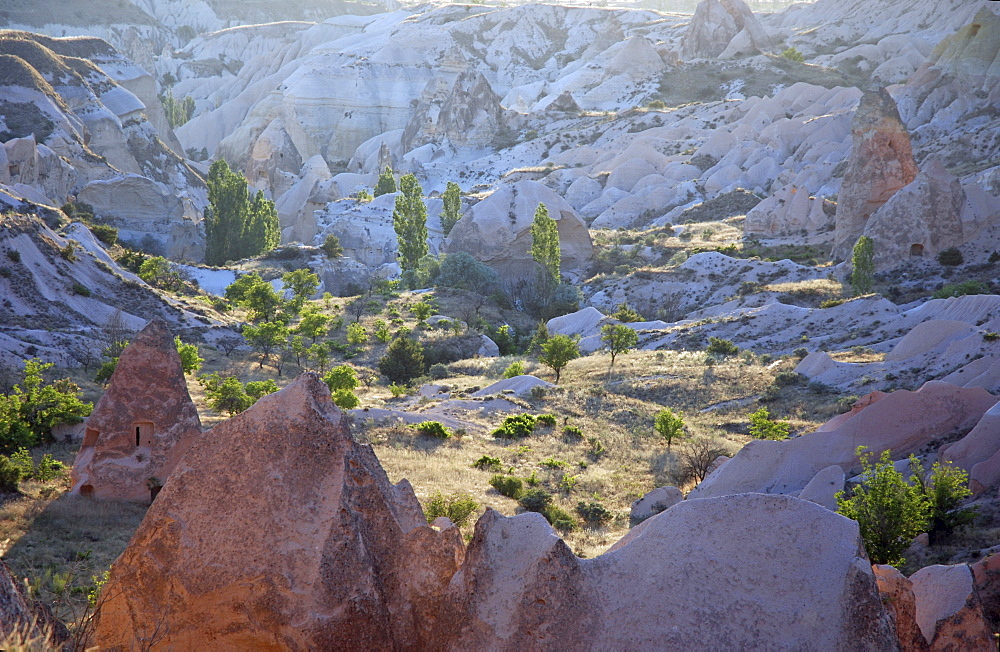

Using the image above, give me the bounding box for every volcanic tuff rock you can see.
[832,88,918,261]
[972,553,1000,634]
[70,318,202,501]
[439,495,896,649]
[95,373,465,649]
[910,564,994,650]
[629,485,683,524]
[680,0,774,60]
[873,565,928,651]
[402,68,505,152]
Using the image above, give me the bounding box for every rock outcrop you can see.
[680,0,773,60]
[95,373,464,649]
[873,565,928,651]
[402,68,505,152]
[909,564,994,650]
[440,495,896,649]
[832,88,918,261]
[971,553,1000,635]
[629,485,683,524]
[0,560,68,647]
[70,318,202,501]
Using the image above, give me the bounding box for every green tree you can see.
[225,273,282,322]
[392,174,428,286]
[440,181,462,236]
[245,379,279,402]
[332,389,359,409]
[655,408,686,450]
[411,301,432,323]
[207,375,253,415]
[174,336,203,375]
[836,448,930,566]
[378,334,426,384]
[282,268,319,313]
[204,160,279,265]
[748,407,790,440]
[321,234,344,258]
[436,252,500,295]
[0,359,92,452]
[347,322,367,346]
[539,334,579,384]
[138,256,183,291]
[612,302,643,323]
[530,203,560,290]
[850,235,875,296]
[296,308,330,344]
[913,459,976,544]
[374,166,397,197]
[242,321,288,368]
[323,365,360,392]
[601,323,638,369]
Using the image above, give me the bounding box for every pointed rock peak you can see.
[854,87,907,129]
[235,371,348,439]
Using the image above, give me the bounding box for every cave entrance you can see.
[80,484,94,497]
[83,428,99,448]
[134,421,154,448]
[909,244,924,257]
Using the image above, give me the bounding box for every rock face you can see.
[439,495,896,649]
[95,373,465,649]
[629,485,683,524]
[444,180,593,282]
[863,159,977,269]
[402,68,505,152]
[0,560,68,647]
[689,381,998,500]
[971,553,1000,635]
[873,565,928,651]
[832,88,918,260]
[680,0,773,59]
[909,564,994,650]
[70,318,202,501]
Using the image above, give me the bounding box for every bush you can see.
[473,455,503,472]
[424,491,479,527]
[35,454,65,481]
[71,282,91,296]
[174,336,203,375]
[655,408,686,450]
[7,249,21,262]
[244,380,278,401]
[502,361,525,379]
[331,389,360,409]
[518,488,553,512]
[937,247,963,266]
[611,302,643,322]
[324,365,360,392]
[321,234,343,258]
[89,224,118,246]
[932,280,989,299]
[411,421,451,439]
[490,474,524,499]
[819,298,845,309]
[0,359,93,452]
[749,407,790,440]
[781,46,804,62]
[0,456,20,492]
[94,358,118,385]
[563,425,583,439]
[706,337,739,356]
[535,414,556,427]
[576,500,613,526]
[542,504,578,532]
[492,414,537,438]
[773,371,803,386]
[378,335,426,384]
[914,459,975,544]
[428,363,449,380]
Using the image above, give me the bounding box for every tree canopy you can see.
[539,334,579,384]
[530,202,560,289]
[441,181,462,237]
[374,166,397,197]
[204,160,279,266]
[392,174,428,285]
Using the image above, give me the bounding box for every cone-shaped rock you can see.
[70,317,201,501]
[94,372,464,649]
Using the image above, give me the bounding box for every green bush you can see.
[245,380,278,401]
[411,421,451,439]
[378,335,426,384]
[535,414,556,427]
[424,491,479,527]
[749,407,790,440]
[502,361,526,379]
[914,459,975,544]
[937,247,963,266]
[9,448,34,480]
[518,488,553,512]
[490,474,524,499]
[174,336,203,375]
[706,337,739,356]
[321,234,343,258]
[819,298,845,309]
[492,414,537,438]
[36,454,65,481]
[428,363,449,380]
[89,224,118,246]
[654,408,686,450]
[472,455,503,472]
[781,46,804,62]
[324,365,359,392]
[542,504,578,532]
[0,359,92,452]
[563,425,583,439]
[933,280,989,299]
[0,456,21,492]
[576,500,613,526]
[773,371,803,386]
[331,389,360,409]
[71,282,91,296]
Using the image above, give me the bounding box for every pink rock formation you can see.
[910,564,994,650]
[832,88,918,260]
[971,553,1000,635]
[440,495,896,649]
[0,560,68,647]
[629,485,683,524]
[69,317,201,501]
[680,0,773,60]
[94,373,464,650]
[689,381,998,500]
[873,564,928,651]
[940,402,1000,474]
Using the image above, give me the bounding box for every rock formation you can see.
[971,553,1000,635]
[831,88,918,261]
[680,0,774,60]
[94,373,465,649]
[439,495,896,649]
[873,565,928,651]
[0,560,68,647]
[402,68,505,152]
[629,485,683,524]
[70,318,202,501]
[910,564,994,650]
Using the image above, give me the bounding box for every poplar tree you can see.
[392,174,428,285]
[530,202,560,288]
[441,181,462,236]
[374,166,397,197]
[850,235,875,296]
[204,160,279,266]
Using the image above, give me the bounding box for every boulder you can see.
[797,464,845,511]
[439,495,897,649]
[95,373,465,649]
[0,559,68,647]
[629,485,683,524]
[971,553,1000,635]
[444,180,592,282]
[689,382,998,500]
[472,375,554,398]
[970,449,1000,495]
[910,564,994,650]
[477,334,500,358]
[832,88,918,261]
[70,318,202,502]
[680,0,773,60]
[873,565,928,651]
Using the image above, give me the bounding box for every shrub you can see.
[0,456,20,492]
[836,448,930,566]
[793,347,809,359]
[94,358,118,385]
[60,242,77,261]
[542,504,578,532]
[773,371,803,386]
[90,224,118,246]
[518,488,553,512]
[781,46,804,62]
[539,334,580,383]
[389,383,409,397]
[541,457,568,469]
[424,491,479,527]
[321,234,344,258]
[933,280,989,299]
[563,425,583,439]
[324,365,360,392]
[331,389,360,409]
[472,455,503,472]
[411,421,452,439]
[587,437,606,460]
[492,414,537,438]
[749,407,790,440]
[819,298,845,309]
[0,359,92,452]
[6,249,20,262]
[428,363,449,380]
[502,361,526,379]
[984,332,1000,342]
[914,459,975,544]
[937,247,963,266]
[706,337,738,356]
[174,336,203,375]
[535,414,556,427]
[35,454,65,481]
[490,474,524,499]
[71,282,91,296]
[244,379,278,401]
[378,335,425,384]
[576,500,613,526]
[611,302,643,322]
[9,448,33,480]
[654,408,686,450]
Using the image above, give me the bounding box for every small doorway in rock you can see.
[134,421,154,448]
[80,484,94,497]
[83,428,99,448]
[910,244,924,257]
